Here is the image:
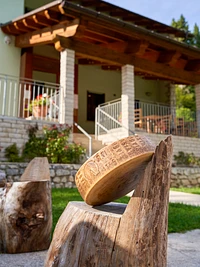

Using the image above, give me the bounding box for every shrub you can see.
[44,124,71,163]
[22,124,47,161]
[5,143,22,162]
[5,123,86,164]
[174,151,200,167]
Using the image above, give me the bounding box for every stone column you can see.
[195,84,200,138]
[170,83,176,131]
[121,65,135,136]
[59,49,75,126]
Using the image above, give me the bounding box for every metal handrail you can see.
[99,98,121,107]
[74,122,92,158]
[95,107,135,140]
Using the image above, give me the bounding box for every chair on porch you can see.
[134,108,143,128]
[175,117,185,136]
[156,114,172,134]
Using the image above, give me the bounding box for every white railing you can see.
[0,74,60,121]
[135,100,171,117]
[96,99,122,137]
[95,106,122,137]
[96,98,198,138]
[74,122,92,158]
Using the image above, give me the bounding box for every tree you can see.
[171,14,189,31]
[171,14,192,44]
[175,85,196,121]
[192,23,200,47]
[171,15,198,121]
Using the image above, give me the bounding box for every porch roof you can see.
[1,0,200,85]
[1,0,190,38]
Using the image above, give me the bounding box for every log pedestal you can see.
[45,136,172,267]
[0,157,52,253]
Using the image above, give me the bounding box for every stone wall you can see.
[0,162,200,188]
[171,167,200,188]
[0,116,59,161]
[0,162,80,188]
[137,131,200,158]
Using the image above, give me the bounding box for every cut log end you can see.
[76,135,155,205]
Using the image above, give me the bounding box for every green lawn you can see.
[52,188,200,234]
[171,187,200,195]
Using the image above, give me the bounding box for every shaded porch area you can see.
[95,98,197,142]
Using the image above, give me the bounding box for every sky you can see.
[105,0,200,31]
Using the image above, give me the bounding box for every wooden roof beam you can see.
[126,40,149,56]
[15,19,80,48]
[100,41,128,53]
[14,22,29,33]
[22,19,41,30]
[96,5,114,12]
[54,36,200,84]
[5,25,22,35]
[80,0,100,7]
[80,19,200,60]
[158,51,182,65]
[44,10,60,22]
[83,31,112,44]
[84,22,128,42]
[110,10,128,17]
[32,15,52,27]
[185,60,200,72]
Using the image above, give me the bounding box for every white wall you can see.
[33,71,57,84]
[135,77,169,105]
[33,46,60,60]
[78,65,169,134]
[0,0,24,76]
[78,65,121,133]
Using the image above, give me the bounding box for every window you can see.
[87,91,105,121]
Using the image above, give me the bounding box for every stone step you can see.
[73,133,105,156]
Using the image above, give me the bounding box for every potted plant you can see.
[28,94,49,118]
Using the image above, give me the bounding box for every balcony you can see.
[96,99,197,139]
[0,74,60,121]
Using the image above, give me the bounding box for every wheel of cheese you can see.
[75,135,155,206]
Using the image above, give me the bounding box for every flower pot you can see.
[32,105,48,118]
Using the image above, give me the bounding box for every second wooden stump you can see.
[45,136,172,267]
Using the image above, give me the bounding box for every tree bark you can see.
[0,157,52,253]
[45,136,172,267]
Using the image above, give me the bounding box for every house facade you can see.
[1,0,200,159]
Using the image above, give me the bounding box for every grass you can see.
[171,187,200,195]
[51,188,200,235]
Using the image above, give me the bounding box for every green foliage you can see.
[4,143,22,162]
[176,85,196,111]
[65,143,87,164]
[5,123,86,164]
[191,23,200,47]
[175,85,196,121]
[168,203,200,233]
[171,14,189,31]
[44,124,86,164]
[171,15,200,47]
[44,124,71,163]
[51,188,200,235]
[22,124,47,161]
[171,187,200,195]
[174,151,200,167]
[176,107,195,121]
[171,14,192,44]
[28,94,49,112]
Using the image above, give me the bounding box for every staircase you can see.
[73,133,105,156]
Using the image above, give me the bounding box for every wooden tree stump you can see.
[0,157,52,254]
[45,136,172,267]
